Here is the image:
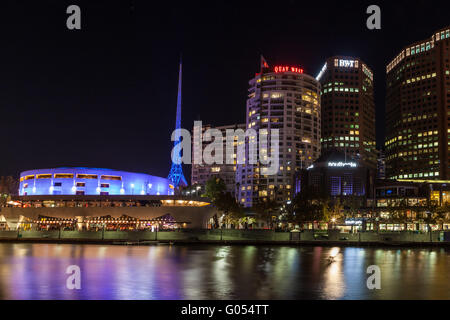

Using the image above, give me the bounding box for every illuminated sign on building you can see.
[274,66,304,74]
[328,162,357,168]
[316,63,327,81]
[345,219,363,225]
[335,59,359,68]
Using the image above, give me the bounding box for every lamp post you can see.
[331,217,336,230]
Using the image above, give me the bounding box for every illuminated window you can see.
[37,174,52,179]
[271,93,283,99]
[54,174,74,179]
[77,174,98,179]
[101,175,122,181]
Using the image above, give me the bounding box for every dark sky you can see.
[0,0,449,180]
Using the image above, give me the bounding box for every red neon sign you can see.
[274,66,304,74]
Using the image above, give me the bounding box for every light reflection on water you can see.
[0,243,448,300]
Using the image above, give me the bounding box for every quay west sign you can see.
[273,66,304,74]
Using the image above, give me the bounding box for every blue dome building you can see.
[19,168,174,196]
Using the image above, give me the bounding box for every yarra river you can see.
[0,243,448,300]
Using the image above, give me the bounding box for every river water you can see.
[0,243,448,300]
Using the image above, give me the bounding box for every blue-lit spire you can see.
[168,58,188,188]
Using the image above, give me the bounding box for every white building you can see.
[191,123,246,196]
[236,62,321,207]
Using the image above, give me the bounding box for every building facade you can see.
[316,56,377,169]
[377,149,386,179]
[19,168,174,196]
[296,151,373,207]
[2,195,216,230]
[385,27,450,180]
[191,123,245,196]
[237,63,321,207]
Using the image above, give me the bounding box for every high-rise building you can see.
[316,56,377,169]
[236,60,321,207]
[377,149,386,180]
[191,123,245,196]
[385,27,450,180]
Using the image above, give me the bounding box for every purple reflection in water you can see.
[0,243,448,300]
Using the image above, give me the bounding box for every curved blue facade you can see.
[19,168,174,196]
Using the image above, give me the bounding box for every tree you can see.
[253,199,279,230]
[0,176,18,207]
[435,203,450,230]
[203,177,243,229]
[328,198,345,229]
[413,199,439,234]
[392,199,410,231]
[204,177,226,202]
[215,192,244,228]
[340,195,362,233]
[423,200,438,233]
[292,186,329,231]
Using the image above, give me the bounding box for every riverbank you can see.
[0,238,449,248]
[0,229,449,248]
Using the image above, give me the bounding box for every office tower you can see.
[377,149,386,180]
[385,27,450,180]
[316,56,377,169]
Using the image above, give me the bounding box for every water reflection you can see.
[322,247,344,299]
[0,243,448,300]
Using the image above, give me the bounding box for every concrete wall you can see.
[327,230,440,242]
[0,230,445,243]
[0,231,18,239]
[0,205,218,229]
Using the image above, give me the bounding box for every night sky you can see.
[0,0,449,180]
